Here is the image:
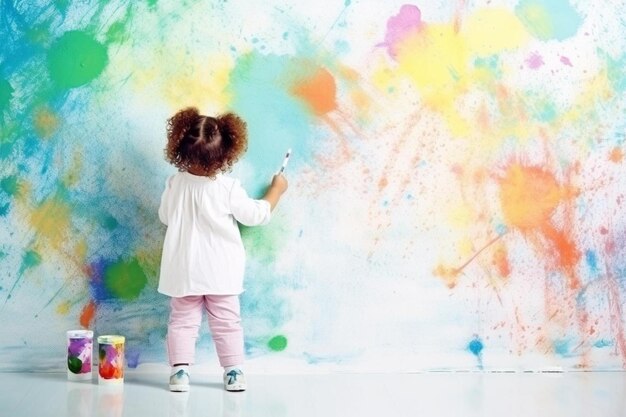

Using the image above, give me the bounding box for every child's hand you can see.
[271,174,288,194]
[263,174,288,211]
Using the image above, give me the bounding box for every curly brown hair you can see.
[165,107,248,177]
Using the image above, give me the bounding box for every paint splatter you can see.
[292,67,338,116]
[268,335,288,351]
[515,0,583,41]
[525,52,544,69]
[468,336,484,369]
[379,4,423,58]
[1,0,626,373]
[103,258,148,301]
[47,31,109,89]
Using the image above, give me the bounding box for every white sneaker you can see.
[223,369,246,391]
[169,368,190,392]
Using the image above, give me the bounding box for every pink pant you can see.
[166,295,244,368]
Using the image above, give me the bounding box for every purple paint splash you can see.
[378,4,423,59]
[560,55,573,66]
[525,52,544,69]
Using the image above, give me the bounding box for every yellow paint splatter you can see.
[34,107,60,138]
[375,8,529,139]
[463,9,529,56]
[447,203,475,228]
[162,54,233,112]
[62,152,84,187]
[56,301,71,315]
[29,197,72,249]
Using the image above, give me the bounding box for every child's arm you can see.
[158,177,173,225]
[262,174,288,211]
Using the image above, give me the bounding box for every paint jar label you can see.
[97,335,125,384]
[66,330,94,381]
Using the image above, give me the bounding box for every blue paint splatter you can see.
[594,339,613,348]
[468,336,484,356]
[553,339,570,356]
[585,250,599,275]
[468,335,484,369]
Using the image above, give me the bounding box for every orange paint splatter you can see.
[433,264,460,288]
[609,147,623,163]
[292,67,337,116]
[499,164,567,231]
[499,163,581,287]
[378,176,389,191]
[492,245,511,278]
[541,223,580,286]
[79,300,96,328]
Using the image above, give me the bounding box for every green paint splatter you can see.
[0,79,13,112]
[19,250,42,275]
[106,20,128,44]
[146,0,158,8]
[515,0,582,41]
[47,31,109,89]
[268,335,288,351]
[0,175,19,196]
[104,258,148,300]
[240,221,287,265]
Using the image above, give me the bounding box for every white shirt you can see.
[158,172,271,296]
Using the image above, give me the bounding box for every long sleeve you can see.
[229,179,271,226]
[158,176,172,225]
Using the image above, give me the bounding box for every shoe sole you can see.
[169,384,190,392]
[225,383,247,392]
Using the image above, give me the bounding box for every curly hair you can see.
[165,107,248,177]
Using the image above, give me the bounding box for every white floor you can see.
[1,370,625,417]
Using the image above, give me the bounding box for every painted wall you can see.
[1,0,625,372]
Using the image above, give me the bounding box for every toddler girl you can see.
[158,107,288,392]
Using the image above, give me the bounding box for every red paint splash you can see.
[79,300,96,328]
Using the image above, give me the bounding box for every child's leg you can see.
[166,296,204,366]
[203,295,244,367]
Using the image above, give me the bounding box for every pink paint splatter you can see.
[525,52,544,69]
[378,4,423,59]
[560,56,573,66]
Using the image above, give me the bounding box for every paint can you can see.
[66,330,94,381]
[97,335,125,385]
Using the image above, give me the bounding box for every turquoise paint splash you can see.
[606,53,626,94]
[468,335,484,369]
[585,250,599,275]
[227,52,314,196]
[553,339,570,356]
[19,250,42,276]
[515,0,583,41]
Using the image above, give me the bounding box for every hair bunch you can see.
[165,107,248,177]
